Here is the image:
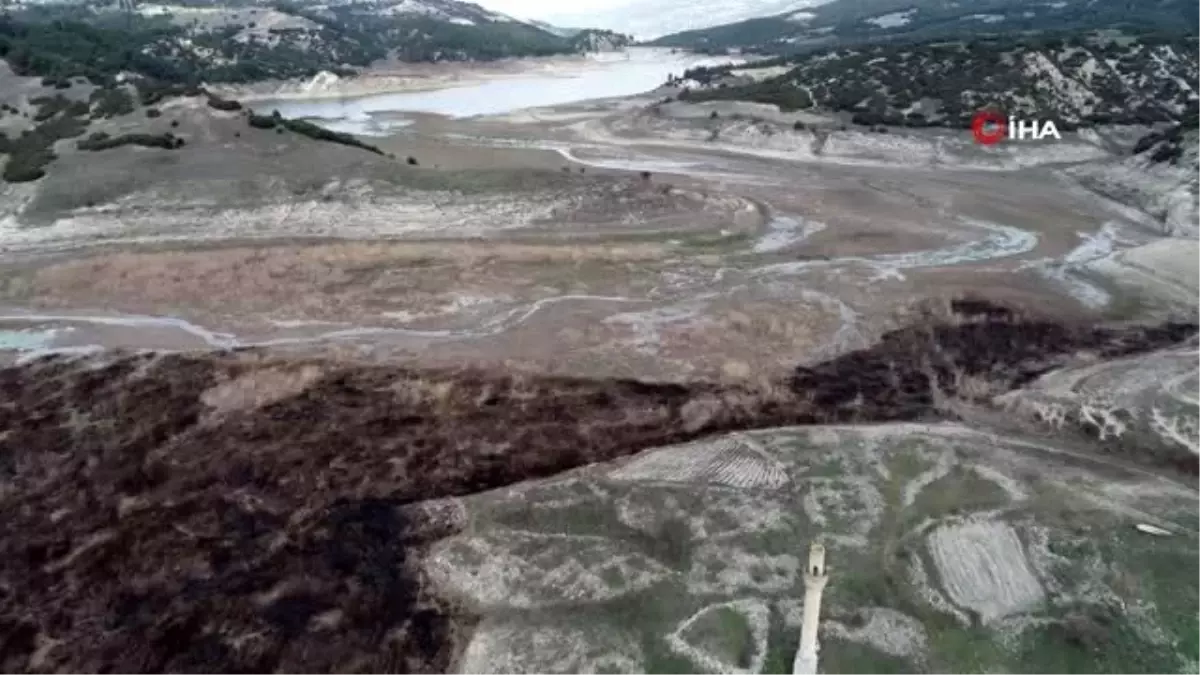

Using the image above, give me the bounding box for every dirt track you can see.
[0,302,1194,672]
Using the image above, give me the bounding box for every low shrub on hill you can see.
[136,80,203,106]
[248,112,279,129]
[29,94,72,122]
[76,131,185,151]
[0,104,90,182]
[247,110,384,155]
[206,94,242,112]
[89,87,135,119]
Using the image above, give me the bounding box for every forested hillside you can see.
[675,34,1199,129]
[649,0,1198,55]
[0,0,629,86]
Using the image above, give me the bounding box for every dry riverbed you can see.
[3,87,1193,379]
[0,59,1195,385]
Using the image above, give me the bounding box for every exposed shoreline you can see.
[210,48,704,103]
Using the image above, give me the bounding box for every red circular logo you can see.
[971,111,1007,145]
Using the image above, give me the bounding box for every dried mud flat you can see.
[4,88,1191,384]
[0,303,1195,672]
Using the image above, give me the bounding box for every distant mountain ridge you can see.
[649,0,1199,53]
[0,0,632,86]
[528,19,581,37]
[542,0,826,41]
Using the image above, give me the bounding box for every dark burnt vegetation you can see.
[0,299,1193,671]
[791,300,1195,422]
[0,352,466,672]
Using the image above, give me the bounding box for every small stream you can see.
[0,212,1048,360]
[0,295,650,360]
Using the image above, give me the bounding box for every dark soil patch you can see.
[791,307,1196,420]
[0,301,1194,672]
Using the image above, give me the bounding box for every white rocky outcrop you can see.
[1066,128,1199,237]
[1065,154,1195,236]
[300,70,341,94]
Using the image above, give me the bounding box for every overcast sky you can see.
[475,0,625,20]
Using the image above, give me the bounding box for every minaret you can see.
[793,543,828,675]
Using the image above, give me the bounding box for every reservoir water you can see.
[0,328,58,350]
[256,48,738,134]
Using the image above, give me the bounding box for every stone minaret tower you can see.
[793,543,828,675]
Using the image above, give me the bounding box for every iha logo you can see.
[971,110,1062,145]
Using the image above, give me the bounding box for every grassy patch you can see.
[828,566,895,609]
[678,605,756,670]
[489,497,631,540]
[821,637,916,674]
[737,527,807,559]
[925,625,1007,672]
[1009,511,1198,672]
[591,583,700,674]
[877,447,935,568]
[1022,481,1130,534]
[390,166,579,194]
[805,455,848,479]
[1102,531,1199,669]
[643,638,701,674]
[599,565,626,589]
[904,467,1012,526]
[1012,607,1184,674]
[677,230,755,253]
[760,607,800,674]
[632,517,698,571]
[827,537,960,638]
[821,447,972,650]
